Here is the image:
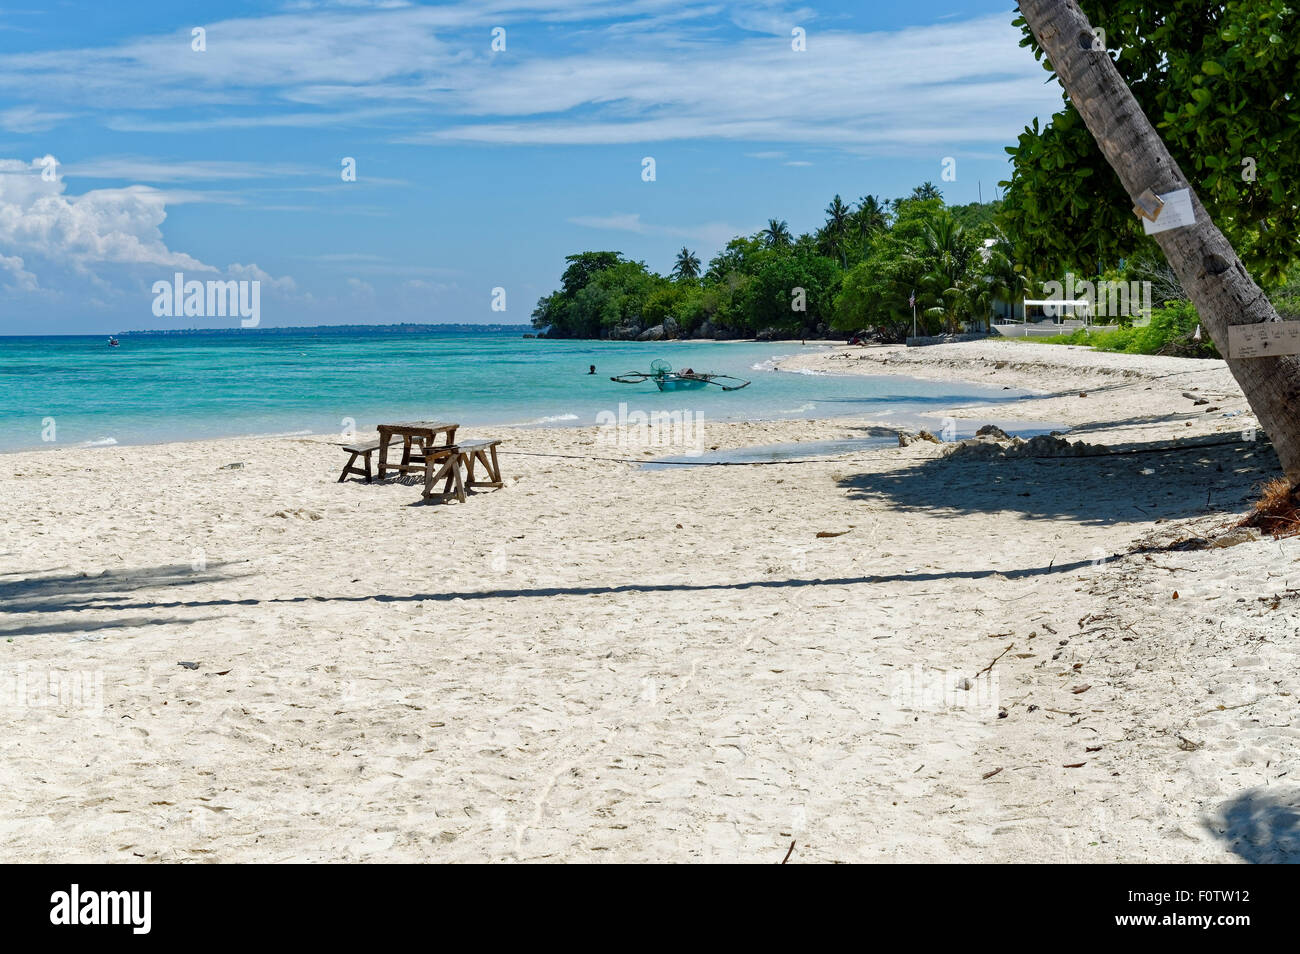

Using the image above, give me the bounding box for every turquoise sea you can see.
[0,330,1051,452]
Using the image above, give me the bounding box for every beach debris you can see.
[781,841,796,864]
[815,529,851,538]
[946,433,1106,460]
[981,767,1003,780]
[1063,762,1087,769]
[900,429,944,446]
[271,508,323,520]
[976,643,1015,678]
[177,661,200,670]
[1239,477,1300,539]
[1206,528,1261,549]
[220,462,244,469]
[1070,684,1091,694]
[1177,735,1203,752]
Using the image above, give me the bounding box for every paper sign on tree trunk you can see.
[1140,189,1195,235]
[1228,322,1300,359]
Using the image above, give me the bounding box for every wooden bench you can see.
[422,439,503,503]
[337,439,397,484]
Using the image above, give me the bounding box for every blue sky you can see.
[0,0,1063,334]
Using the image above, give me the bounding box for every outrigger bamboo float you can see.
[610,359,751,392]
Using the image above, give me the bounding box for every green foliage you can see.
[1003,0,1300,284]
[531,253,667,338]
[949,200,1003,240]
[1032,300,1220,358]
[1270,273,1300,319]
[534,191,1010,339]
[741,247,841,331]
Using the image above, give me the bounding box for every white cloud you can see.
[401,278,456,294]
[0,251,36,291]
[407,19,1059,153]
[569,212,755,248]
[0,5,1061,154]
[0,157,295,300]
[229,263,297,293]
[0,158,209,273]
[64,157,317,183]
[0,105,71,133]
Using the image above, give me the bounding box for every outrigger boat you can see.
[610,359,750,392]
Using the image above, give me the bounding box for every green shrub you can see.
[1023,300,1219,358]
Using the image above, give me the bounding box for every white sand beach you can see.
[2,341,1297,863]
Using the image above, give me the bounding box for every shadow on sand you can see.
[835,435,1278,526]
[1208,788,1300,863]
[0,557,1110,617]
[0,563,249,639]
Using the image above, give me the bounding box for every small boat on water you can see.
[610,359,750,392]
[107,337,120,347]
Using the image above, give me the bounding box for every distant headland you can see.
[116,323,533,337]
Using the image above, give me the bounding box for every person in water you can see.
[588,365,596,374]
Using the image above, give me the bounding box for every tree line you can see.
[531,185,1028,342]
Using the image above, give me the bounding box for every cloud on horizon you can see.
[0,157,293,304]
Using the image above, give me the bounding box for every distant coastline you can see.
[113,323,533,337]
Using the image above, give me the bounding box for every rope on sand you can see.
[503,450,872,466]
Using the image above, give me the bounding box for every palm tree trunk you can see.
[1018,0,1300,487]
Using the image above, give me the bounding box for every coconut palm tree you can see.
[760,218,792,248]
[917,212,973,333]
[854,195,888,237]
[911,181,944,202]
[819,194,853,267]
[672,247,701,281]
[976,231,1031,331]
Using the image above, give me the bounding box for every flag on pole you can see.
[909,290,916,309]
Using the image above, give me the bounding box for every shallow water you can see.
[1,330,1049,452]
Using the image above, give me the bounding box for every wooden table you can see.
[376,421,458,479]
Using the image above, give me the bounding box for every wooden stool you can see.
[458,440,504,491]
[422,446,466,503]
[338,440,392,483]
[421,440,503,503]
